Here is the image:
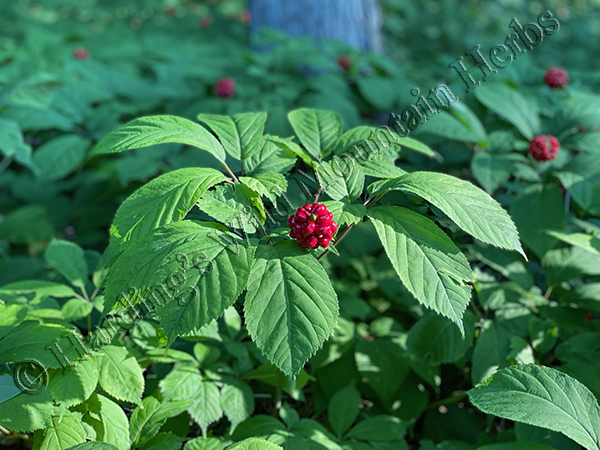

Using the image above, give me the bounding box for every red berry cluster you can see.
[288,203,338,249]
[240,9,251,25]
[214,78,236,98]
[337,55,351,71]
[529,134,560,161]
[73,48,90,60]
[544,68,569,89]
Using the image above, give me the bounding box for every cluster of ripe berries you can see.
[73,48,90,60]
[544,68,569,89]
[214,78,236,97]
[288,203,337,249]
[529,134,560,161]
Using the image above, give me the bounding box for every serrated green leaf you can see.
[288,109,342,158]
[221,378,255,434]
[229,438,283,450]
[471,152,514,194]
[370,172,524,258]
[188,380,222,437]
[37,411,86,450]
[243,137,296,175]
[244,241,339,379]
[0,388,54,432]
[129,396,191,447]
[368,205,473,333]
[469,365,600,450]
[109,167,226,249]
[87,393,130,450]
[48,356,98,408]
[89,115,226,162]
[45,240,88,288]
[159,365,203,401]
[97,346,144,404]
[316,157,364,202]
[240,173,288,203]
[183,437,224,450]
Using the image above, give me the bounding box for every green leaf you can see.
[0,388,54,432]
[183,437,224,450]
[188,380,222,436]
[545,231,600,257]
[417,110,486,143]
[316,157,364,202]
[68,442,119,450]
[197,112,267,160]
[48,355,98,408]
[129,396,191,447]
[322,201,366,228]
[243,137,296,175]
[230,415,286,441]
[196,184,262,234]
[244,241,339,379]
[0,302,28,340]
[89,115,226,162]
[109,167,226,248]
[45,240,89,288]
[474,83,541,140]
[328,384,361,437]
[97,346,144,404]
[288,109,342,158]
[221,378,255,434]
[33,134,91,180]
[37,411,86,450]
[468,365,600,450]
[0,321,83,369]
[104,220,252,327]
[159,365,202,402]
[510,185,566,258]
[368,206,473,333]
[370,172,525,258]
[471,152,514,194]
[354,338,409,400]
[407,312,476,364]
[138,433,185,450]
[477,444,554,450]
[0,118,33,169]
[556,333,600,398]
[87,393,131,450]
[396,136,436,157]
[344,415,407,442]
[229,438,283,450]
[240,173,288,203]
[471,320,510,384]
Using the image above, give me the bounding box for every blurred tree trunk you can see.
[248,0,384,53]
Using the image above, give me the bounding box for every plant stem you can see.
[426,392,468,410]
[80,285,90,302]
[313,186,322,203]
[317,223,354,261]
[222,162,239,183]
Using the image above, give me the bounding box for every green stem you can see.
[426,392,468,410]
[222,162,239,183]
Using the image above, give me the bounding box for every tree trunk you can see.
[248,0,384,53]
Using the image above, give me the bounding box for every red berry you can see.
[240,9,251,24]
[338,55,351,71]
[529,135,560,161]
[544,68,569,89]
[288,203,337,249]
[73,48,89,60]
[214,78,236,98]
[199,16,213,28]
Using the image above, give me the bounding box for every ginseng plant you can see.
[90,108,525,380]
